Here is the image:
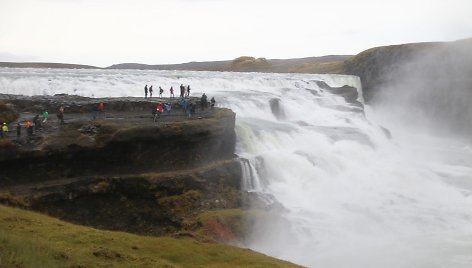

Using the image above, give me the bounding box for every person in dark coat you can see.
[33,114,42,130]
[186,85,191,97]
[210,97,216,109]
[200,93,208,111]
[180,84,185,98]
[16,122,21,138]
[57,106,64,125]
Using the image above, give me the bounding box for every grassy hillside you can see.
[107,55,350,74]
[0,205,299,268]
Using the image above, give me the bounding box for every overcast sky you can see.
[1,0,471,67]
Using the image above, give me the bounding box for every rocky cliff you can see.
[0,95,256,242]
[343,38,472,136]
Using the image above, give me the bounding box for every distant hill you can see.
[0,62,99,69]
[107,60,230,71]
[107,55,352,74]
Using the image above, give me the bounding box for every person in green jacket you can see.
[42,111,49,123]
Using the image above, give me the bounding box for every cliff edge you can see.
[0,95,254,242]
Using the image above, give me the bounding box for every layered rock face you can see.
[0,106,236,186]
[0,95,244,238]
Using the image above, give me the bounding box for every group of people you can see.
[144,84,191,99]
[152,93,217,122]
[200,93,216,111]
[2,93,218,140]
[152,102,172,122]
[2,109,50,140]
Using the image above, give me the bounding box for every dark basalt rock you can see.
[315,81,363,108]
[14,160,243,236]
[0,95,236,186]
[0,94,246,237]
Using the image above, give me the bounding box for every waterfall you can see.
[2,67,472,268]
[239,158,262,192]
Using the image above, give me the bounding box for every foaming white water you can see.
[1,68,472,267]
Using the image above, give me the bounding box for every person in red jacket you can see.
[26,120,33,136]
[154,103,164,122]
[98,102,105,119]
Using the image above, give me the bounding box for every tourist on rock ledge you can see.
[181,98,187,113]
[211,97,216,109]
[16,122,21,138]
[188,103,195,119]
[154,103,164,123]
[169,86,174,98]
[200,93,207,111]
[144,84,148,98]
[98,102,105,119]
[57,105,65,125]
[42,110,49,123]
[165,103,172,115]
[33,115,42,131]
[26,120,33,136]
[149,85,153,98]
[1,123,7,138]
[180,84,185,98]
[159,86,164,98]
[186,85,191,97]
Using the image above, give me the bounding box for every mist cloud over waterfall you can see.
[352,38,472,139]
[1,68,472,267]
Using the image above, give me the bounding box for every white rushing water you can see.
[1,68,472,267]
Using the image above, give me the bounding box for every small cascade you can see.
[239,158,262,192]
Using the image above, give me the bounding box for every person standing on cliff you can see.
[26,120,32,136]
[16,122,21,138]
[33,114,42,131]
[2,123,9,138]
[188,103,195,119]
[98,102,105,119]
[180,84,185,98]
[159,86,164,98]
[154,103,164,122]
[181,98,187,113]
[186,85,191,97]
[170,86,174,98]
[144,85,148,98]
[164,103,171,115]
[149,85,153,98]
[42,110,49,123]
[57,105,65,125]
[210,97,216,109]
[200,93,207,111]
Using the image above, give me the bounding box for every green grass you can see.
[0,205,299,268]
